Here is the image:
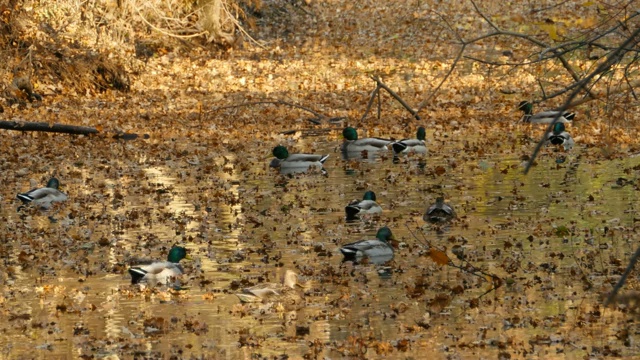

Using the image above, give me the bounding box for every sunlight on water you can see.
[1,134,639,359]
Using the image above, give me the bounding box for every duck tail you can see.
[548,135,565,145]
[17,193,33,203]
[345,205,361,220]
[563,112,575,121]
[339,247,358,260]
[128,268,147,284]
[391,142,407,154]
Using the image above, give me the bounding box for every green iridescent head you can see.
[376,227,393,243]
[167,246,188,263]
[272,145,290,160]
[518,101,533,115]
[552,122,565,134]
[46,178,61,190]
[342,127,359,141]
[363,191,377,201]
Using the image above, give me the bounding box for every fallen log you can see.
[0,120,148,140]
[0,120,98,135]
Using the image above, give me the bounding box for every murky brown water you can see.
[1,129,639,359]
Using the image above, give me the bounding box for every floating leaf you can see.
[429,248,449,265]
[539,23,560,41]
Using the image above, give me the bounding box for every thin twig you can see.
[416,12,464,113]
[605,246,640,306]
[525,26,640,174]
[377,86,381,120]
[360,86,380,122]
[370,76,420,120]
[416,46,464,114]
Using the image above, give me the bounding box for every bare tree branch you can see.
[524,25,640,174]
[369,76,421,120]
[605,245,640,306]
[360,86,381,122]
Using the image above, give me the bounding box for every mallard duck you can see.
[128,246,189,285]
[340,227,394,264]
[17,177,68,209]
[341,127,393,153]
[345,190,382,220]
[270,145,329,174]
[546,122,574,150]
[424,197,456,223]
[518,101,575,124]
[392,127,427,154]
[235,270,302,304]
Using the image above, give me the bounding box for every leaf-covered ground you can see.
[1,0,640,359]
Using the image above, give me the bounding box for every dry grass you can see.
[0,0,246,97]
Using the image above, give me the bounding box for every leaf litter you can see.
[0,0,639,359]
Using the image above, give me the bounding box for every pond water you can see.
[1,127,639,359]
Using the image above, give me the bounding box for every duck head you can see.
[363,190,377,201]
[167,246,188,263]
[46,177,61,190]
[272,145,290,160]
[552,122,566,135]
[518,101,533,115]
[342,127,359,141]
[376,226,394,243]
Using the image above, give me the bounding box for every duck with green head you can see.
[270,145,330,174]
[518,101,575,124]
[128,246,190,285]
[341,127,393,154]
[392,127,427,154]
[546,122,574,150]
[345,190,382,220]
[17,177,68,209]
[339,227,394,264]
[424,197,456,223]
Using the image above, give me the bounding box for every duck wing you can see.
[128,261,183,284]
[355,200,381,212]
[17,188,67,203]
[529,110,572,124]
[354,137,393,148]
[345,199,381,219]
[340,239,389,254]
[392,139,426,154]
[286,154,328,162]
